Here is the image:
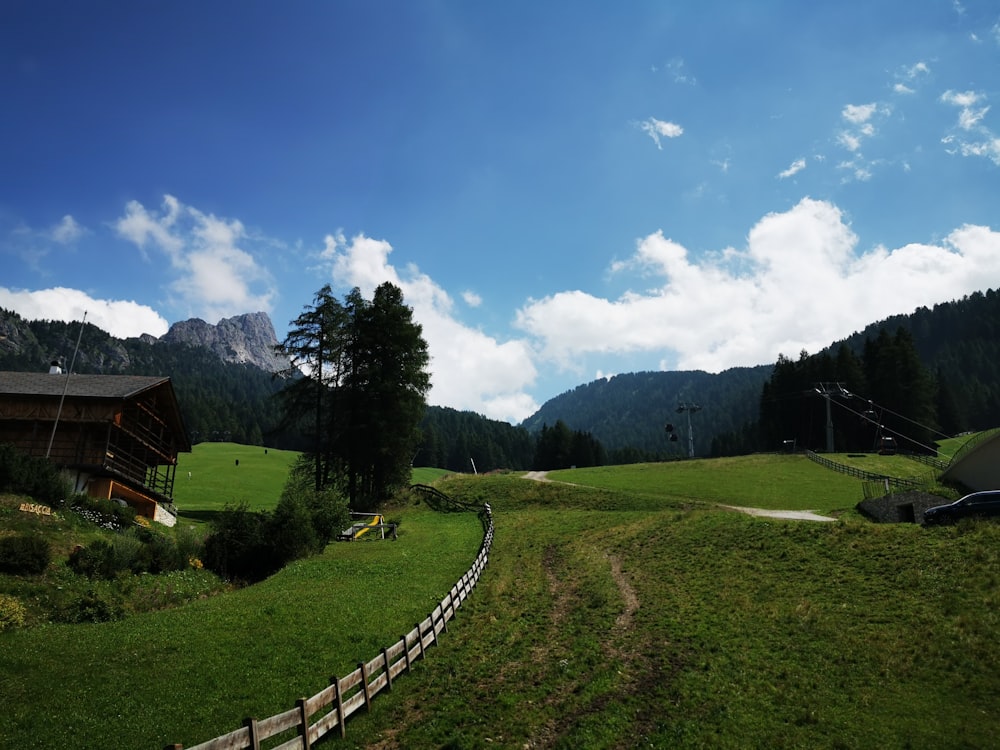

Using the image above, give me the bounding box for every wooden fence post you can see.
[244,717,261,750]
[382,646,393,690]
[402,632,412,671]
[296,697,312,749]
[333,675,347,739]
[359,661,372,712]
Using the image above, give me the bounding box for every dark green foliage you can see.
[201,487,344,582]
[67,528,193,579]
[67,540,119,579]
[280,454,351,545]
[0,533,51,575]
[836,288,1000,432]
[532,419,606,470]
[0,442,71,504]
[276,283,431,511]
[414,406,536,471]
[201,504,274,583]
[58,588,125,623]
[755,327,941,454]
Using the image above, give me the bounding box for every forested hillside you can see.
[733,289,1000,456]
[414,406,535,472]
[836,289,1000,432]
[521,367,773,459]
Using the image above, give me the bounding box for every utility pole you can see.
[813,382,845,453]
[676,402,702,458]
[47,312,87,459]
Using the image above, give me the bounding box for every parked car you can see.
[923,490,1000,525]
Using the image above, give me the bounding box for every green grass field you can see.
[172,442,301,520]
[3,443,999,748]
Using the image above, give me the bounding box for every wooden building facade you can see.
[0,371,190,524]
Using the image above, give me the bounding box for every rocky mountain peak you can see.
[160,312,288,373]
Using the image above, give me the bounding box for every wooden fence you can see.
[805,450,924,498]
[166,503,494,750]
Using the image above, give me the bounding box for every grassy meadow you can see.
[2,445,999,748]
[172,442,301,521]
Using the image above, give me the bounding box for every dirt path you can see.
[718,504,835,522]
[522,470,550,481]
[522,470,834,522]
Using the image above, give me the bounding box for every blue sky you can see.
[3,1,1000,423]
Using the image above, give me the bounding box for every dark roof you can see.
[0,371,171,400]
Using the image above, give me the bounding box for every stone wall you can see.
[856,490,951,524]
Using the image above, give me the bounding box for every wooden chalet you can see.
[0,370,190,525]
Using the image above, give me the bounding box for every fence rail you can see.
[902,452,949,471]
[805,450,924,493]
[166,503,494,750]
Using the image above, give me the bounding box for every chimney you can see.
[49,360,63,375]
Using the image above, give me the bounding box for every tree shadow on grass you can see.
[176,509,222,526]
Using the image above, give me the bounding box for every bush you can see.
[0,593,27,631]
[202,504,274,583]
[68,540,118,579]
[0,533,52,575]
[58,587,124,623]
[68,528,194,579]
[0,442,71,504]
[267,494,319,564]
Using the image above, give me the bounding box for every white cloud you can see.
[114,195,276,322]
[50,215,85,244]
[320,232,539,423]
[778,158,806,179]
[639,117,684,149]
[894,83,915,95]
[837,132,862,152]
[842,103,878,124]
[513,198,1000,373]
[663,58,696,86]
[0,286,168,339]
[940,90,1000,165]
[462,290,482,307]
[941,90,990,130]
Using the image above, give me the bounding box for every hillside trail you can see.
[521,471,835,522]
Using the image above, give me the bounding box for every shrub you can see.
[0,593,27,631]
[0,442,71,504]
[202,504,274,583]
[0,533,52,575]
[268,493,320,564]
[58,587,124,623]
[133,528,184,573]
[68,540,117,579]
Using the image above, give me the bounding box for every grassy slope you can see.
[549,454,864,512]
[5,447,1000,748]
[0,502,484,748]
[339,471,1000,749]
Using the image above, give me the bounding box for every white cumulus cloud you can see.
[514,198,1000,373]
[320,232,539,423]
[114,195,276,322]
[0,286,168,339]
